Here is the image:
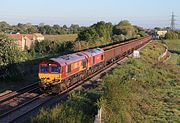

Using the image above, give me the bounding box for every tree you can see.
[154,27,161,31]
[112,20,137,40]
[112,34,125,42]
[0,21,10,32]
[63,25,68,29]
[78,27,99,42]
[78,21,112,43]
[165,31,178,39]
[0,34,29,65]
[94,21,112,41]
[53,24,60,29]
[70,24,80,34]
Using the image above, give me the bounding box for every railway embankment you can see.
[98,41,180,123]
[32,41,179,123]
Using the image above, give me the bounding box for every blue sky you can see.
[0,0,180,28]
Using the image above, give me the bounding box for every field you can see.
[32,41,180,123]
[44,34,78,42]
[166,39,180,65]
[165,39,180,52]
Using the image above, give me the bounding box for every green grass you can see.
[44,34,78,42]
[165,39,180,65]
[165,39,180,52]
[168,53,180,65]
[99,41,180,123]
[32,91,101,123]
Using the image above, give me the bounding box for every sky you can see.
[0,0,180,28]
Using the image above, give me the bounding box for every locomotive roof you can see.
[50,52,87,65]
[82,48,104,56]
[50,48,104,66]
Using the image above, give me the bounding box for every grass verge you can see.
[100,41,180,122]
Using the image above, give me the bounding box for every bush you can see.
[32,91,100,123]
[32,40,74,55]
[0,34,30,66]
[165,31,179,39]
[112,34,125,42]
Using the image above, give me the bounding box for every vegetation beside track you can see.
[32,90,102,123]
[165,39,180,52]
[32,41,180,123]
[164,39,180,65]
[99,41,180,122]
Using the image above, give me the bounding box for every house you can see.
[33,33,44,41]
[157,30,167,38]
[8,33,44,51]
[9,34,26,51]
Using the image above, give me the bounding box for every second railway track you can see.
[0,82,39,103]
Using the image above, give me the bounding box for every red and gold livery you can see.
[38,48,104,92]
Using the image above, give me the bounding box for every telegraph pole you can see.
[170,12,176,30]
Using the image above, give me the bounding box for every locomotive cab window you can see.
[93,56,95,64]
[51,66,60,73]
[40,66,49,73]
[82,61,86,68]
[68,64,71,73]
[101,55,104,60]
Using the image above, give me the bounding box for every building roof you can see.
[8,33,44,41]
[25,34,34,40]
[8,34,23,41]
[34,33,44,37]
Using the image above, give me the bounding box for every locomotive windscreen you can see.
[51,66,60,73]
[40,66,49,73]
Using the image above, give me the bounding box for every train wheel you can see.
[52,86,59,94]
[59,83,67,93]
[65,80,71,88]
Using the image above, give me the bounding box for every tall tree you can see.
[0,34,28,65]
[112,20,137,40]
[78,21,112,43]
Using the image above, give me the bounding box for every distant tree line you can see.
[0,21,85,35]
[78,20,147,44]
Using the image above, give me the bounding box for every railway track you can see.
[0,38,152,123]
[0,82,39,103]
[0,82,39,116]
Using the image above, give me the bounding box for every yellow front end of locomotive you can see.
[38,73,62,85]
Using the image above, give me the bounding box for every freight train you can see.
[38,35,152,93]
